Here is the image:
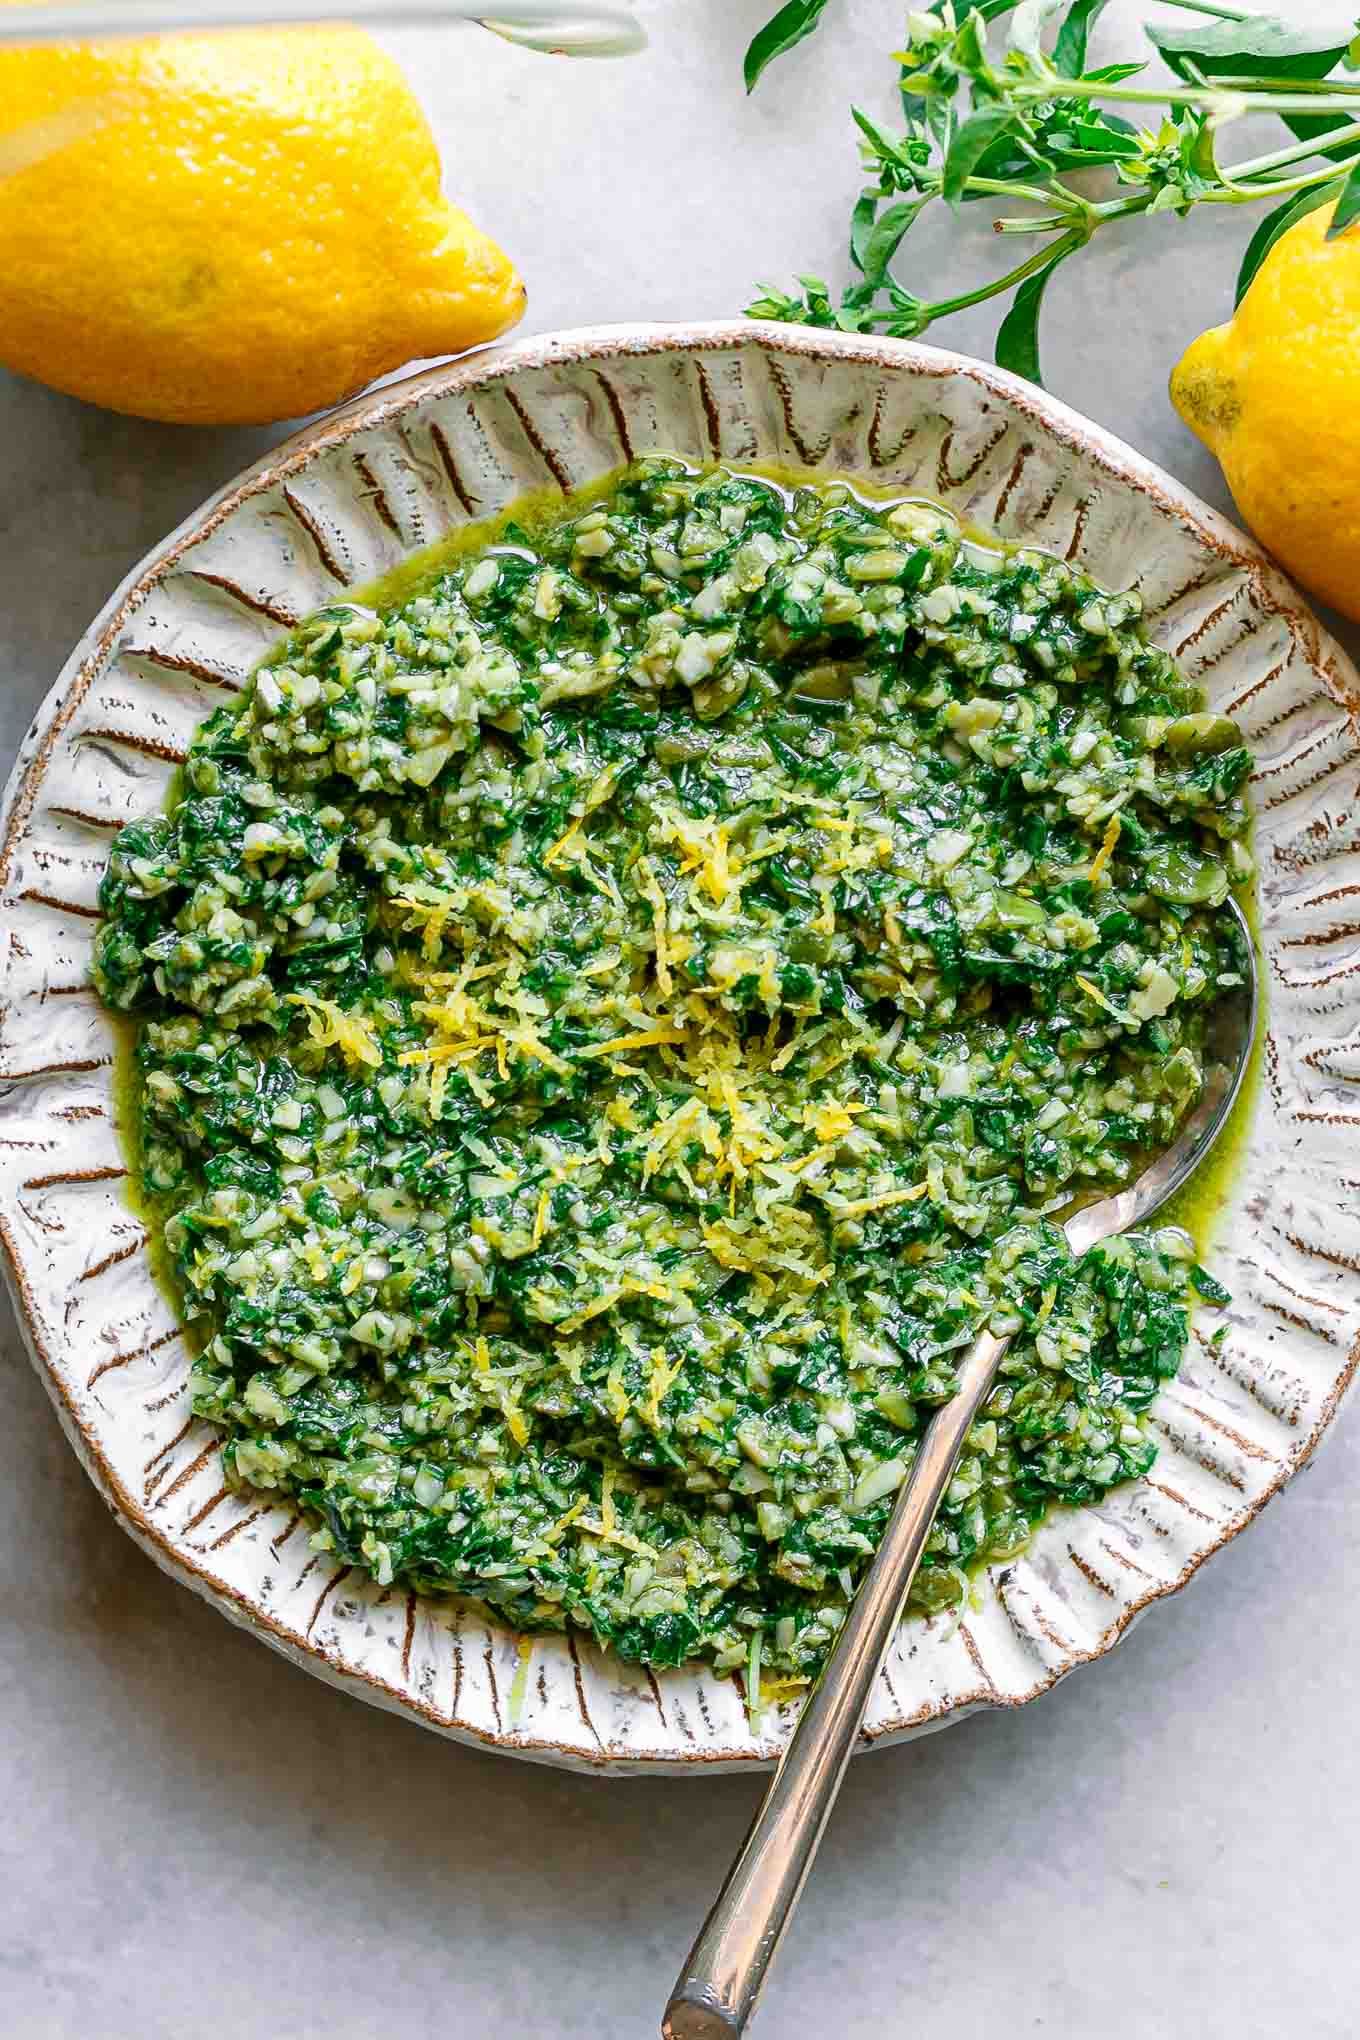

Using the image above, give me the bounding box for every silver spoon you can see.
[664,895,1258,2040]
[0,0,645,58]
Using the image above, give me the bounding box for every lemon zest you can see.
[831,1182,930,1219]
[1087,811,1122,886]
[1074,974,1123,1019]
[634,855,674,995]
[579,1025,688,1060]
[288,991,382,1069]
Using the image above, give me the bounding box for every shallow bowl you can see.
[4,321,1359,1772]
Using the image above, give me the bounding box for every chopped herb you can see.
[94,459,1251,1680]
[1190,1263,1233,1306]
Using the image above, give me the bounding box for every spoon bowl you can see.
[1064,896,1258,1257]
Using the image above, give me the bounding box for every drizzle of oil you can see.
[350,474,623,613]
[1159,884,1266,1258]
[107,761,203,1334]
[110,1009,196,1327]
[345,458,1006,615]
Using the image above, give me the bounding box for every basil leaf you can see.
[744,0,832,93]
[1080,58,1144,87]
[942,107,1019,205]
[858,199,926,286]
[1328,157,1360,238]
[926,0,1016,17]
[1053,0,1112,77]
[1235,179,1341,303]
[1011,0,1064,63]
[852,106,919,176]
[995,250,1070,388]
[1035,110,1141,169]
[1150,14,1350,142]
[849,193,878,274]
[1190,1265,1232,1307]
[1147,14,1352,85]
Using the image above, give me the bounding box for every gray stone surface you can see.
[2,5,1357,2036]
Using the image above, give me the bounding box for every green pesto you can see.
[93,459,1253,1684]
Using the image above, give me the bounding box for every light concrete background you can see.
[2,4,1357,2036]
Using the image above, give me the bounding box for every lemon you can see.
[0,23,524,425]
[1171,197,1360,622]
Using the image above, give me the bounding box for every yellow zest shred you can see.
[428,1058,450,1121]
[463,1062,494,1108]
[400,961,571,1082]
[594,1520,655,1558]
[393,888,458,960]
[655,808,737,905]
[1074,974,1123,1019]
[830,1181,930,1219]
[646,1345,685,1428]
[771,1027,803,1074]
[558,1287,626,1336]
[642,1096,703,1185]
[604,1351,629,1423]
[287,991,383,1069]
[578,1025,689,1060]
[634,855,674,995]
[544,761,622,866]
[543,812,585,865]
[1087,810,1122,885]
[804,1097,865,1144]
[701,827,732,904]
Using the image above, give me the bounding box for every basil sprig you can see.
[744,2,1360,388]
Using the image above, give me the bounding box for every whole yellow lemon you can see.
[1172,197,1360,621]
[0,23,525,425]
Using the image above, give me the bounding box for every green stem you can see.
[1090,192,1154,225]
[1228,123,1360,182]
[1210,73,1360,95]
[919,231,1080,324]
[1199,159,1353,203]
[1154,0,1249,18]
[965,174,1074,208]
[1016,78,1360,117]
[993,212,1082,234]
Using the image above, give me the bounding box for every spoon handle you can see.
[662,1326,1012,2040]
[0,0,646,56]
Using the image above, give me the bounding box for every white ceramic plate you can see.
[4,322,1358,1773]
